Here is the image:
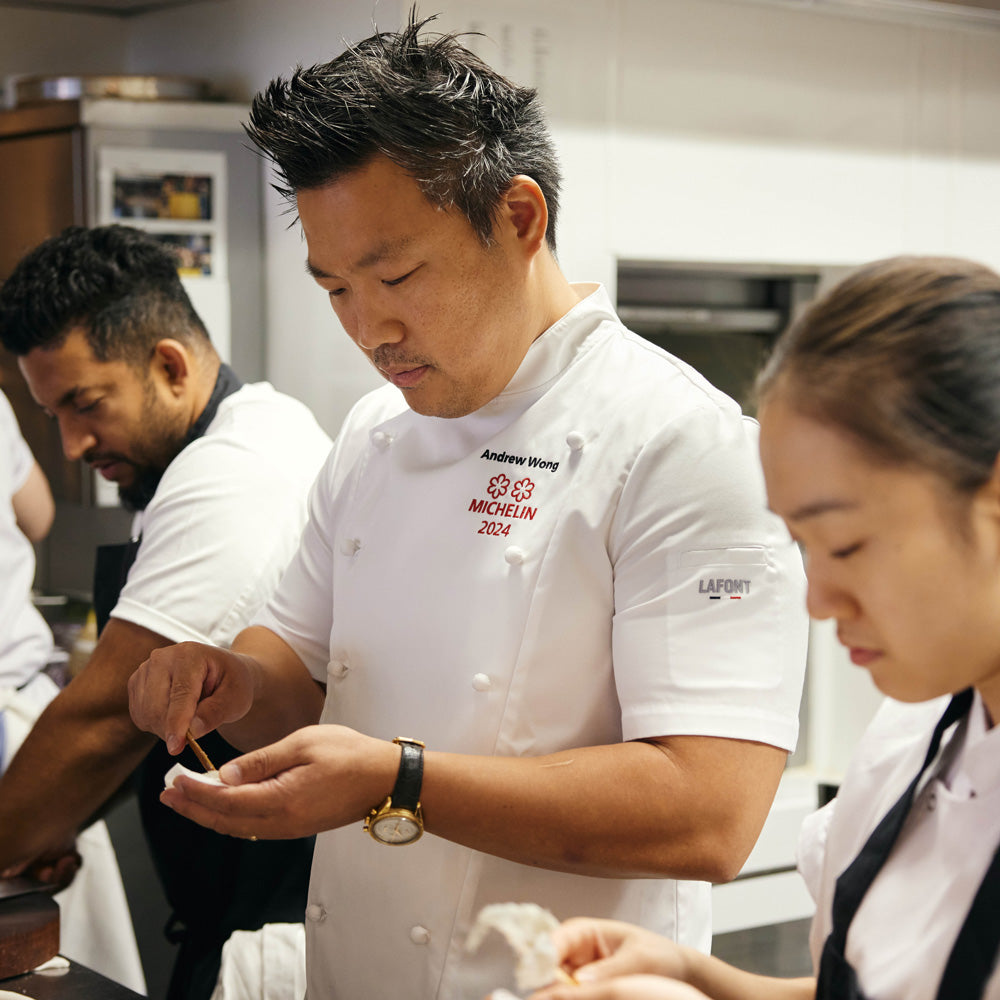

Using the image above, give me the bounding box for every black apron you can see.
[816,688,1000,1000]
[93,365,314,1000]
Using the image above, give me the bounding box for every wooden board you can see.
[0,894,59,981]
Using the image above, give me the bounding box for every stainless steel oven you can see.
[616,260,829,415]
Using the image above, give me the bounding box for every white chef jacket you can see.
[210,923,306,1000]
[801,693,1000,1000]
[0,390,54,691]
[256,284,809,1000]
[110,382,332,645]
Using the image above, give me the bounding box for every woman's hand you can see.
[551,918,696,984]
[529,975,708,1000]
[525,917,816,1000]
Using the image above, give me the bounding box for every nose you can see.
[59,416,97,462]
[804,563,855,623]
[342,294,403,352]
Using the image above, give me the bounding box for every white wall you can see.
[436,0,1000,284]
[0,7,128,103]
[124,0,383,98]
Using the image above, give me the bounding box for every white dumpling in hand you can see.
[467,902,562,992]
[163,762,226,790]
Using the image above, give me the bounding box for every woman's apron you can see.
[817,688,1000,999]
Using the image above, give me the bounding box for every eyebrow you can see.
[305,236,415,281]
[784,498,861,522]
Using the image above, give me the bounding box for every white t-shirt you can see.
[801,693,1000,1000]
[0,390,54,690]
[256,284,809,1000]
[111,382,332,646]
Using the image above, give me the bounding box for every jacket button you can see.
[472,673,492,692]
[409,925,431,945]
[504,546,525,565]
[328,660,349,679]
[306,903,326,922]
[371,430,392,449]
[340,537,361,556]
[566,431,586,451]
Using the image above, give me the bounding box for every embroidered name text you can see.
[481,449,559,473]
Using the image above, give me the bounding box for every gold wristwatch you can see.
[364,737,425,845]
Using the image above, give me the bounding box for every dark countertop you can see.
[1,960,143,999]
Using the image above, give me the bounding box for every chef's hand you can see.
[159,724,398,840]
[2,837,83,892]
[527,919,699,999]
[128,641,256,754]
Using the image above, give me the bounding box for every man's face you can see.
[297,155,536,418]
[19,328,189,510]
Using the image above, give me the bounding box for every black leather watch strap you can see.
[390,738,424,811]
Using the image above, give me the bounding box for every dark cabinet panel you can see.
[0,124,86,504]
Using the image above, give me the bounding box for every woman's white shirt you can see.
[800,693,1000,1000]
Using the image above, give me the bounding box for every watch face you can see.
[372,813,422,845]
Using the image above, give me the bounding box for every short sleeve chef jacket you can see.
[0,390,54,690]
[110,382,332,646]
[256,285,809,1000]
[801,693,1000,1000]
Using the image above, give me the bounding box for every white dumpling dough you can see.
[466,902,561,991]
[164,762,226,790]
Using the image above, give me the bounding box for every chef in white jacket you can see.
[128,13,808,999]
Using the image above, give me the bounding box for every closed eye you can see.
[831,542,863,560]
[382,265,421,287]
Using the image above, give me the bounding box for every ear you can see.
[150,339,192,396]
[499,175,549,258]
[972,453,1000,547]
[989,452,1000,506]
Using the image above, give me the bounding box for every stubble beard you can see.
[116,383,191,511]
